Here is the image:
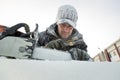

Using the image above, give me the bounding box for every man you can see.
[37,5,92,61]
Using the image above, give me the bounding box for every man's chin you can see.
[61,36,69,40]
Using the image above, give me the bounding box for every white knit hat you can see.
[56,5,78,28]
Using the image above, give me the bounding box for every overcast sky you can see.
[0,0,120,57]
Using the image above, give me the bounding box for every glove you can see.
[68,48,93,61]
[45,39,66,51]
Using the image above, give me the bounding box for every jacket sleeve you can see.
[78,40,88,52]
[37,31,50,46]
[68,48,93,61]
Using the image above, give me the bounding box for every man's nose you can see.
[63,27,69,32]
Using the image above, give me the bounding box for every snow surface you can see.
[0,59,120,80]
[32,47,72,60]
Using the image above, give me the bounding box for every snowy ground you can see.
[0,59,120,80]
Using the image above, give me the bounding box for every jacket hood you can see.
[46,23,59,38]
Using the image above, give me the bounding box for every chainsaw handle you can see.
[0,23,30,40]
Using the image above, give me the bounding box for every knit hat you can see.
[56,5,78,28]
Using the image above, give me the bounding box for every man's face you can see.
[58,23,73,39]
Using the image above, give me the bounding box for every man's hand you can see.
[68,48,93,61]
[45,39,66,51]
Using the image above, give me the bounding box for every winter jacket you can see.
[37,23,92,61]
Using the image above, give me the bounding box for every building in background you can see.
[93,38,120,62]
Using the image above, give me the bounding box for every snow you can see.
[32,47,72,60]
[0,59,120,80]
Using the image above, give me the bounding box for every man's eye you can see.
[61,24,66,26]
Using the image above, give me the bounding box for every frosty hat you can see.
[56,5,78,28]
